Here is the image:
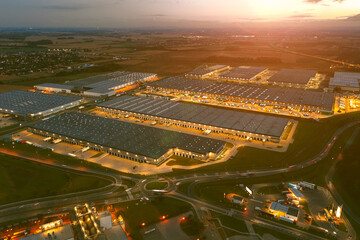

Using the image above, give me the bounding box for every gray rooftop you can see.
[329,72,360,88]
[0,91,82,116]
[99,95,289,138]
[29,112,226,159]
[220,66,267,80]
[267,69,317,85]
[270,202,299,217]
[148,77,334,110]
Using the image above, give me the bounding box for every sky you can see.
[0,0,359,28]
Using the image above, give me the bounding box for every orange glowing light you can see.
[141,222,146,227]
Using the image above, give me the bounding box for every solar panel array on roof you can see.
[219,66,267,80]
[0,91,82,116]
[29,112,226,159]
[267,69,317,85]
[148,77,334,110]
[99,95,289,138]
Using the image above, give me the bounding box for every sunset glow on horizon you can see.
[0,0,359,28]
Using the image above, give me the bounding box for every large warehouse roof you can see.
[0,91,82,116]
[219,66,267,80]
[267,69,317,85]
[99,95,289,138]
[29,113,226,159]
[64,71,131,87]
[186,65,229,76]
[148,77,334,110]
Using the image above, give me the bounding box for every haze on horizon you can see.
[0,0,359,29]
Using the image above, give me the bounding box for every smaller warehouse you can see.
[219,66,267,81]
[267,69,317,88]
[329,72,360,92]
[185,65,230,78]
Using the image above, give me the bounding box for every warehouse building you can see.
[0,90,83,120]
[329,72,360,92]
[267,69,317,88]
[219,66,267,81]
[35,83,74,93]
[98,95,290,143]
[28,113,226,165]
[35,71,157,97]
[185,65,230,78]
[147,77,334,113]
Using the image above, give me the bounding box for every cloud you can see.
[289,13,314,18]
[148,14,168,17]
[42,5,86,10]
[304,0,345,4]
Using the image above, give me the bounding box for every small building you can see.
[231,195,244,205]
[329,72,360,92]
[98,211,112,230]
[269,202,300,222]
[288,188,304,200]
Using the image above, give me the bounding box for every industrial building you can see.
[98,95,290,143]
[267,69,317,88]
[329,72,360,92]
[28,112,226,165]
[34,71,157,97]
[147,77,335,113]
[34,83,74,93]
[219,66,267,81]
[0,90,83,120]
[185,65,230,78]
[269,202,300,222]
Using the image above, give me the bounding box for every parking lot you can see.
[0,113,18,128]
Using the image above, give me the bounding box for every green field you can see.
[253,224,291,240]
[0,154,111,205]
[114,197,193,240]
[257,185,282,195]
[145,181,168,190]
[332,127,360,217]
[194,183,249,208]
[210,211,249,233]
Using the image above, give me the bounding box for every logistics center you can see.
[0,90,83,120]
[148,77,335,113]
[98,95,291,143]
[27,113,226,165]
